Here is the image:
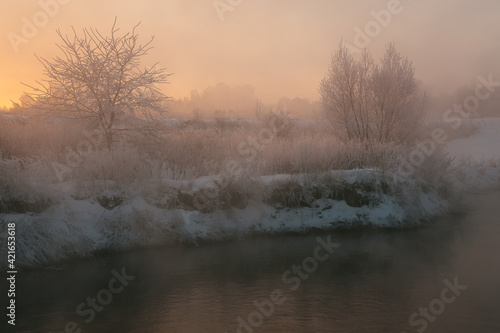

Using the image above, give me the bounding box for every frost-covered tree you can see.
[320,42,426,143]
[24,19,170,148]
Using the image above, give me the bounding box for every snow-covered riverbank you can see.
[0,169,451,269]
[1,118,499,269]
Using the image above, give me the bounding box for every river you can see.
[4,191,500,333]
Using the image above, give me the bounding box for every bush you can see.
[320,43,426,143]
[0,157,61,213]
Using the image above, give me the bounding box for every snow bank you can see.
[445,118,500,190]
[1,117,499,270]
[0,169,451,269]
[446,118,500,161]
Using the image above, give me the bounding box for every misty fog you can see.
[1,1,500,333]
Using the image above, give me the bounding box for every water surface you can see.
[4,191,500,333]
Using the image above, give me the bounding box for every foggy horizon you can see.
[2,0,500,114]
[2,2,500,333]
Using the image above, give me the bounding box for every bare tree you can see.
[24,18,171,148]
[320,42,426,143]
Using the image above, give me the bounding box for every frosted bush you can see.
[0,157,61,212]
[75,144,148,181]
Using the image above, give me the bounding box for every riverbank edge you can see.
[1,167,497,270]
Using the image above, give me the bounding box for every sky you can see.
[1,0,500,111]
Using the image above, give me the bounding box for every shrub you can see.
[0,157,61,213]
[320,43,426,143]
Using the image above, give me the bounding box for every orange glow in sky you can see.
[1,0,500,111]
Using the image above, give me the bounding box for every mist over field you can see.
[1,1,500,333]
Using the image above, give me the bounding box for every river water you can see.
[4,191,500,333]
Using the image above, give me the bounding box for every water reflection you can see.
[4,192,500,333]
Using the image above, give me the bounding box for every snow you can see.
[445,118,500,190]
[1,117,500,269]
[446,118,500,161]
[0,169,451,269]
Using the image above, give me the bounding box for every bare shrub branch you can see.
[23,18,171,148]
[320,42,426,144]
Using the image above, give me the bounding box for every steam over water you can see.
[6,191,500,333]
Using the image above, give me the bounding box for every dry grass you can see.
[0,114,455,209]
